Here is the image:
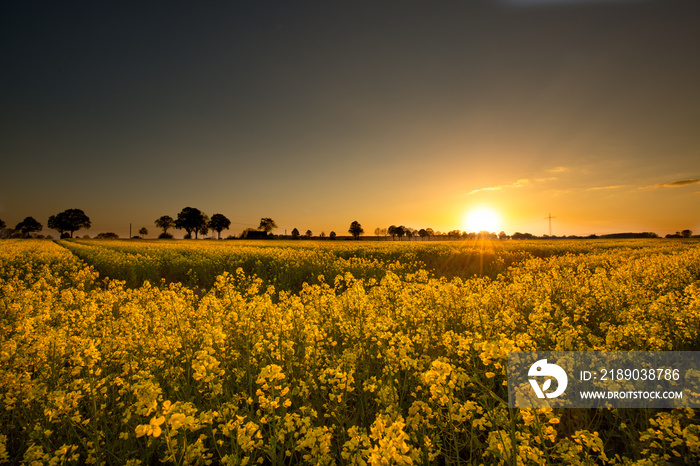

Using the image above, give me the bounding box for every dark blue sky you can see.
[2,0,699,237]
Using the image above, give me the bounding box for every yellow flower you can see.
[135,416,165,438]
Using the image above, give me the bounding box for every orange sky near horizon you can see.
[1,1,698,238]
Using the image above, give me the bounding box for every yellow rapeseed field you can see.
[1,238,699,464]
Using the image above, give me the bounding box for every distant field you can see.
[1,238,699,464]
[59,238,695,291]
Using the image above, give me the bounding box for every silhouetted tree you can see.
[198,214,210,238]
[329,231,336,240]
[209,214,231,239]
[320,231,326,238]
[175,207,206,239]
[396,226,406,241]
[155,215,175,236]
[96,232,119,239]
[498,231,508,240]
[0,219,5,229]
[478,230,497,240]
[418,229,428,240]
[258,218,277,235]
[291,228,300,239]
[305,230,312,238]
[15,217,42,237]
[348,221,363,240]
[405,228,414,240]
[682,229,693,238]
[426,228,434,239]
[388,225,398,240]
[139,227,148,236]
[48,209,91,238]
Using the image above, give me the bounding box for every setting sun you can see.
[465,208,500,233]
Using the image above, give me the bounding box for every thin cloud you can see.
[656,179,700,188]
[587,185,627,191]
[653,179,700,188]
[470,178,529,195]
[548,167,569,174]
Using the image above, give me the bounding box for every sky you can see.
[2,0,699,238]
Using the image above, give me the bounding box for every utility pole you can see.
[544,214,556,237]
[129,223,132,238]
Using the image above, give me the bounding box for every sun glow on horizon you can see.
[464,207,501,233]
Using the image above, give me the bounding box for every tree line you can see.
[373,226,503,241]
[285,220,363,240]
[0,206,364,240]
[0,208,696,240]
[153,207,233,239]
[154,208,368,241]
[0,209,91,239]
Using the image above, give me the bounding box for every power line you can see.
[498,219,544,229]
[544,213,556,236]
